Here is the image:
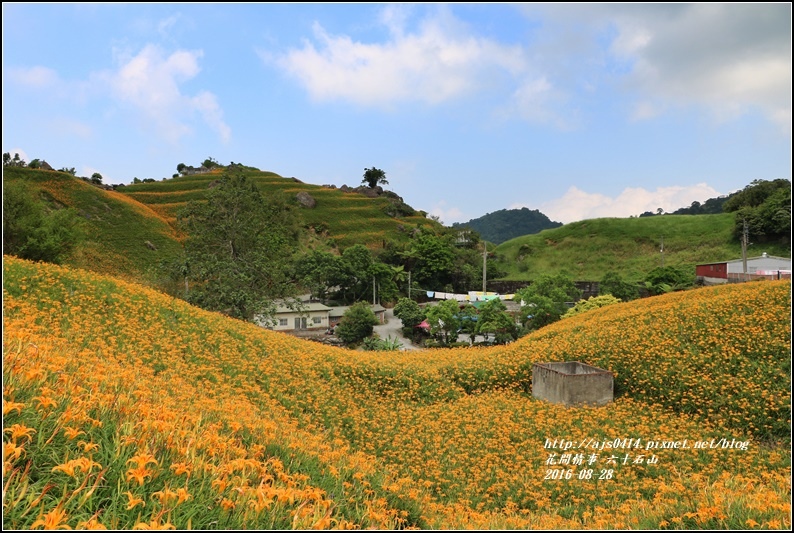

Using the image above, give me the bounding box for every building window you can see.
[279,319,288,326]
[313,317,322,324]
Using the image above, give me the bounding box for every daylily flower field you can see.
[3,256,790,529]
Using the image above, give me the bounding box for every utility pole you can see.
[741,218,749,278]
[660,235,664,268]
[482,243,487,293]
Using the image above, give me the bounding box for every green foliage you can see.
[202,157,221,169]
[599,271,640,301]
[406,232,456,290]
[362,167,388,188]
[3,152,27,167]
[176,168,301,321]
[515,273,581,331]
[335,302,379,345]
[3,180,84,264]
[456,304,479,343]
[28,158,42,169]
[475,299,517,344]
[90,172,103,184]
[336,245,376,302]
[295,250,345,302]
[563,294,623,318]
[452,207,562,245]
[361,335,404,351]
[425,299,461,345]
[727,180,791,244]
[644,265,694,295]
[723,178,790,212]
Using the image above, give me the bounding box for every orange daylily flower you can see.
[125,465,154,486]
[4,423,36,442]
[125,491,145,510]
[30,506,71,530]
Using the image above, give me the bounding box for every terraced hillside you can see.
[3,167,183,283]
[495,214,791,282]
[3,256,790,529]
[119,169,439,250]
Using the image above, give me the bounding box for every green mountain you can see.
[494,213,791,282]
[452,207,562,244]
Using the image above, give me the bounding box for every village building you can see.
[256,297,387,334]
[696,253,791,284]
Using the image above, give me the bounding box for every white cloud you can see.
[191,91,232,143]
[519,183,722,224]
[610,4,791,132]
[519,3,791,132]
[428,200,465,226]
[158,13,183,39]
[50,118,93,139]
[630,101,660,121]
[103,44,230,143]
[505,75,576,129]
[273,9,526,108]
[6,66,59,88]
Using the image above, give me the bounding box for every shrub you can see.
[563,294,623,318]
[335,302,379,345]
[361,335,404,351]
[2,180,83,264]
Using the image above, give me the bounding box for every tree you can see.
[515,273,582,331]
[3,152,26,167]
[599,271,639,301]
[644,266,693,295]
[177,163,187,174]
[3,180,83,264]
[425,299,461,345]
[335,302,379,345]
[295,250,345,303]
[337,245,375,302]
[28,159,41,169]
[407,232,456,290]
[724,179,791,244]
[202,157,220,169]
[176,168,301,321]
[393,298,425,330]
[476,299,517,344]
[362,167,388,188]
[59,167,76,175]
[90,172,103,185]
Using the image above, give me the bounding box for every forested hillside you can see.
[453,207,562,244]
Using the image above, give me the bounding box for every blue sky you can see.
[3,3,791,224]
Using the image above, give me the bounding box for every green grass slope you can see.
[120,169,439,250]
[3,167,183,283]
[3,257,790,529]
[495,214,791,281]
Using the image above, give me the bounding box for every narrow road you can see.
[372,307,421,350]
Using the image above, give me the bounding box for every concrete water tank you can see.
[532,361,613,406]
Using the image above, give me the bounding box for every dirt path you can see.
[372,307,421,350]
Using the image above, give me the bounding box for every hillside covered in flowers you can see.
[3,256,790,529]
